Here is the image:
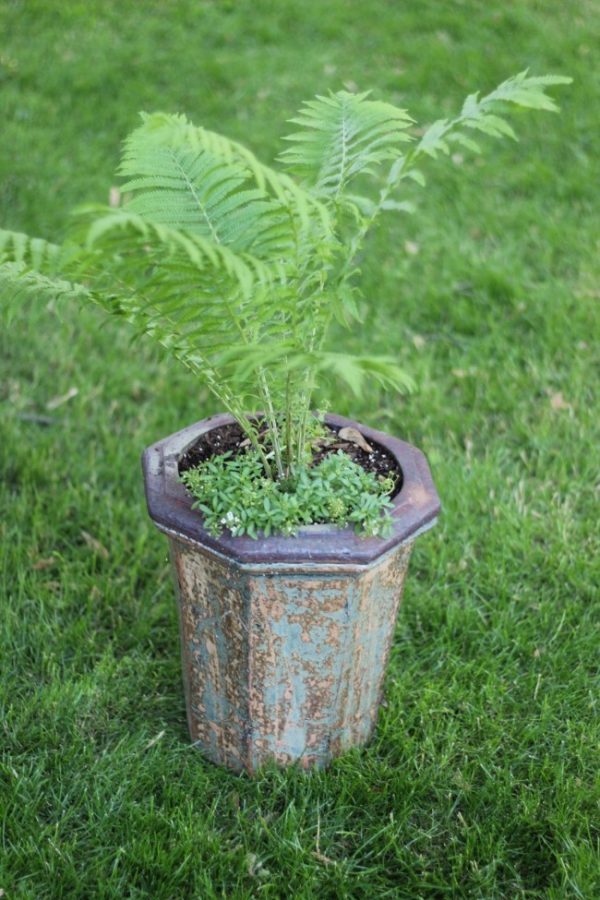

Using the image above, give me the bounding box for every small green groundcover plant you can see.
[182,447,397,538]
[0,72,569,537]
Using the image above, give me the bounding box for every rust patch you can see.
[166,535,414,772]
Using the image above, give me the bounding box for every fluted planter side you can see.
[170,535,413,772]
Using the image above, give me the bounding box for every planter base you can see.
[170,534,413,773]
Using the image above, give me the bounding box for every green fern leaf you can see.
[279,90,414,197]
[119,114,294,257]
[310,351,415,396]
[415,71,571,160]
[0,229,61,270]
[215,343,415,398]
[485,70,572,111]
[119,113,333,259]
[80,208,281,296]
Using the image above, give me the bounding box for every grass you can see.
[1,0,599,896]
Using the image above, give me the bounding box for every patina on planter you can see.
[142,413,440,773]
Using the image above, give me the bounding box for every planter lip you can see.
[142,412,441,567]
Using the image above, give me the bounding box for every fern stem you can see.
[196,366,273,478]
[257,368,284,480]
[284,370,294,477]
[295,383,313,471]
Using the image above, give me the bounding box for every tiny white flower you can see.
[221,510,240,527]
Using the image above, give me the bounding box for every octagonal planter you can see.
[142,413,440,773]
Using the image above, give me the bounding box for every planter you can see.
[142,413,440,773]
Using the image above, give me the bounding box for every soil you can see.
[178,420,403,498]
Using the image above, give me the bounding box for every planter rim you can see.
[142,412,440,567]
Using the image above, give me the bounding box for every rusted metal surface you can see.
[142,412,441,773]
[170,535,413,772]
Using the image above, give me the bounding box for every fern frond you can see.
[308,351,415,396]
[216,342,414,397]
[0,229,62,271]
[77,208,293,359]
[139,112,332,230]
[119,115,290,257]
[79,208,283,295]
[119,113,332,257]
[483,70,572,111]
[0,261,231,397]
[0,262,94,315]
[416,70,572,159]
[279,91,414,197]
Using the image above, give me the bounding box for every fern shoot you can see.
[0,71,570,485]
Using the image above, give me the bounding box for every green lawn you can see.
[1,1,599,897]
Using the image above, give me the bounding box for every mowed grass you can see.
[1,0,599,896]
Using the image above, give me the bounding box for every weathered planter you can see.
[142,413,440,773]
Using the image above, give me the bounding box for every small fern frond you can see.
[120,114,291,257]
[141,113,332,229]
[0,262,94,319]
[119,113,331,257]
[216,342,415,398]
[279,91,414,197]
[483,70,572,111]
[308,351,415,397]
[79,208,281,296]
[0,260,237,410]
[416,70,572,159]
[0,229,62,271]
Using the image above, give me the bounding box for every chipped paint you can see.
[169,536,413,773]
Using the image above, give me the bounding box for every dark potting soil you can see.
[178,420,403,498]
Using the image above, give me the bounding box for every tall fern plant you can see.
[0,72,569,479]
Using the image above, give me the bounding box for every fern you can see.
[0,71,570,484]
[0,229,62,270]
[120,114,294,257]
[279,91,413,197]
[413,71,572,161]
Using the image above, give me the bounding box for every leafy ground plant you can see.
[0,71,569,534]
[181,447,397,538]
